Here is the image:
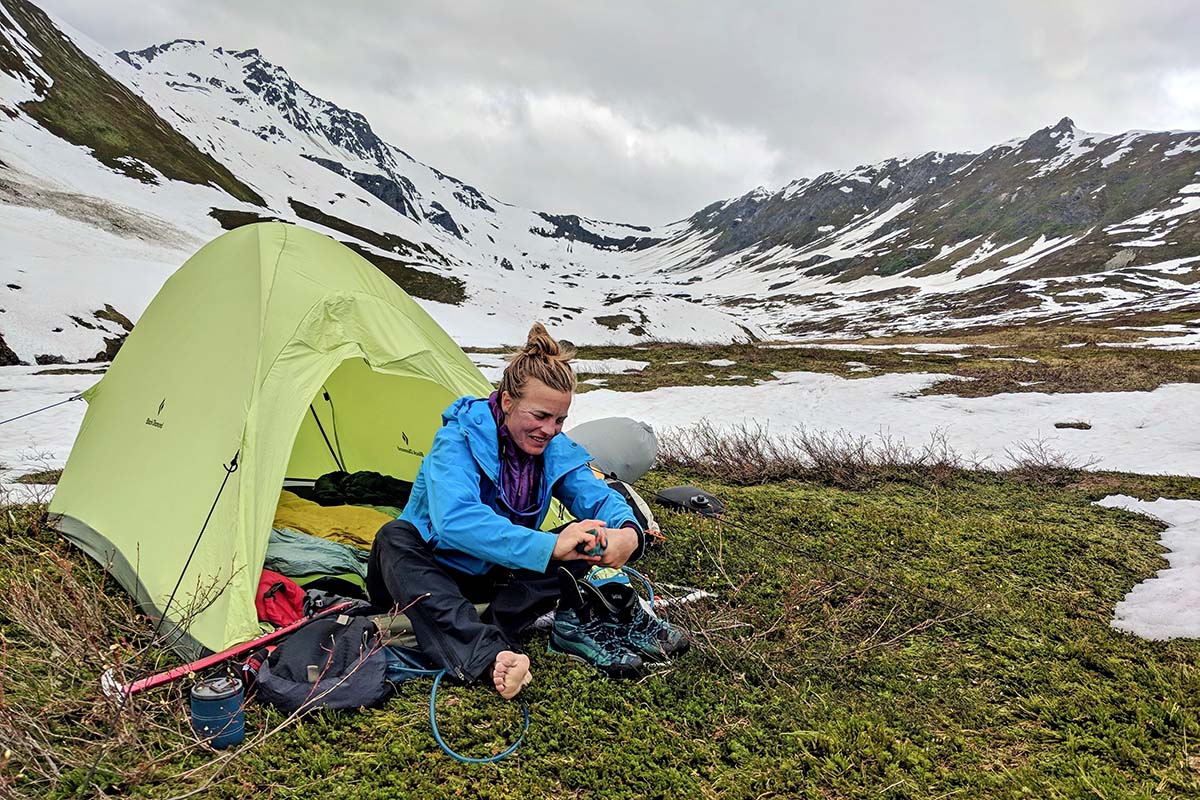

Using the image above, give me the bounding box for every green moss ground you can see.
[3,468,1199,798]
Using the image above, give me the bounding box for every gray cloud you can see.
[36,0,1200,224]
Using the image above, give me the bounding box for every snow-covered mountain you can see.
[2,0,1199,365]
[0,0,753,364]
[635,117,1200,337]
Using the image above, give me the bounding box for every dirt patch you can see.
[288,199,449,266]
[94,304,133,332]
[338,242,465,305]
[921,348,1200,397]
[595,314,633,330]
[209,208,284,230]
[0,170,204,251]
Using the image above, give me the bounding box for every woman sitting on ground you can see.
[366,323,647,698]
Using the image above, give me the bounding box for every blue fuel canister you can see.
[190,675,246,749]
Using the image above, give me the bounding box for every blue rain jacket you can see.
[400,396,644,575]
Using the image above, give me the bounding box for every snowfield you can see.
[8,361,1199,483]
[4,362,1195,482]
[569,371,1200,476]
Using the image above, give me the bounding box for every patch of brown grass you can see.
[921,347,1200,397]
[657,420,972,489]
[0,488,248,797]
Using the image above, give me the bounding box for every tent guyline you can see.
[77,448,242,800]
[150,450,241,645]
[0,394,82,427]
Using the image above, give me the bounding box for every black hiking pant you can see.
[365,519,588,683]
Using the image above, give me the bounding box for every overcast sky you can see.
[36,0,1200,224]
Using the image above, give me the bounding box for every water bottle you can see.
[189,675,246,749]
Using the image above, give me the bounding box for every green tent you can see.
[49,222,493,658]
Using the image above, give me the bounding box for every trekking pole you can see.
[101,601,355,700]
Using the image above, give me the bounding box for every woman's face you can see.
[500,378,572,456]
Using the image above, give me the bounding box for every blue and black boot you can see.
[549,568,643,678]
[583,581,690,662]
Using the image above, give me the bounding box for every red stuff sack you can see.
[255,570,306,627]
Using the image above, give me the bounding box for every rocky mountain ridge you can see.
[115,38,657,254]
[637,117,1200,336]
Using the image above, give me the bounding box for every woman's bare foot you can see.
[492,651,531,699]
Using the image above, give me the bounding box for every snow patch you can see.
[1095,495,1200,640]
[572,358,650,374]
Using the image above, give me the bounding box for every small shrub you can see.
[1004,436,1099,486]
[0,487,244,797]
[657,421,971,489]
[13,469,62,485]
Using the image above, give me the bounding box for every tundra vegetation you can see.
[2,414,1199,798]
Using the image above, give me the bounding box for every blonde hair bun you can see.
[499,322,577,397]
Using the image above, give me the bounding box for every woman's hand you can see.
[598,527,638,569]
[551,519,607,562]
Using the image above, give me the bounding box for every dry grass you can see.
[0,484,251,798]
[1005,436,1101,487]
[657,420,974,490]
[920,346,1200,397]
[13,469,62,484]
[657,420,1102,490]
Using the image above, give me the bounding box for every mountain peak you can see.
[1051,116,1077,133]
[1018,116,1083,158]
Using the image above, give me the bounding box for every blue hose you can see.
[429,670,530,764]
[386,563,651,764]
[621,565,656,606]
[387,660,530,764]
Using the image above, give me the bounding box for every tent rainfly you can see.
[50,222,493,658]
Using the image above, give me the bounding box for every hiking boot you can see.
[584,581,690,662]
[549,568,643,678]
